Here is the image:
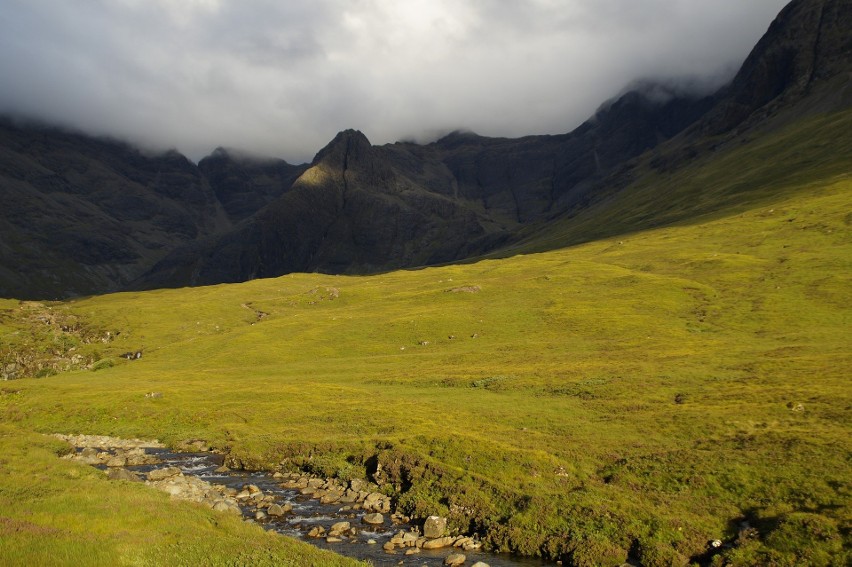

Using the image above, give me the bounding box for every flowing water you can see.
[127,448,554,567]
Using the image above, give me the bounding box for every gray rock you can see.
[424,515,448,538]
[105,455,127,467]
[471,562,490,567]
[106,468,141,482]
[362,512,384,525]
[320,492,341,504]
[212,501,240,514]
[266,503,292,516]
[329,521,351,535]
[147,467,182,481]
[78,447,101,465]
[363,491,390,512]
[444,553,466,566]
[423,536,455,549]
[307,526,326,538]
[339,489,358,503]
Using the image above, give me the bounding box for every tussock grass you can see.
[1,110,850,565]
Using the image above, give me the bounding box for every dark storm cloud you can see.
[0,0,790,163]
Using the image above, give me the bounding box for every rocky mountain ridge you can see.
[1,0,848,299]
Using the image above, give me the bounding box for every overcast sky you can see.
[0,0,790,163]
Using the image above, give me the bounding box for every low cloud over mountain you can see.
[0,0,788,163]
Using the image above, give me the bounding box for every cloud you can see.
[0,0,790,163]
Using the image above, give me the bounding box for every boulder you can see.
[124,449,159,466]
[471,562,490,567]
[330,521,351,534]
[422,536,456,550]
[362,513,384,525]
[212,501,240,514]
[147,467,182,481]
[307,526,326,538]
[105,455,127,467]
[339,489,359,503]
[320,492,341,504]
[363,491,391,512]
[106,468,141,482]
[444,553,466,566]
[78,447,101,465]
[266,503,292,517]
[424,515,448,538]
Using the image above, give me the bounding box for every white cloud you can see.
[0,0,790,163]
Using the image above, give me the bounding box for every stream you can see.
[122,447,553,567]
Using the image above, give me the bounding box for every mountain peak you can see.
[312,129,372,164]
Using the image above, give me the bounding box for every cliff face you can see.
[197,148,308,222]
[701,0,852,134]
[1,0,849,299]
[0,119,228,298]
[139,87,715,290]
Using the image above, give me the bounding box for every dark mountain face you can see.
[198,148,308,222]
[138,89,715,290]
[0,119,228,298]
[701,0,852,135]
[1,0,848,299]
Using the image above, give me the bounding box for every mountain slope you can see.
[0,119,228,298]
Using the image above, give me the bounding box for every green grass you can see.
[0,426,364,567]
[1,110,850,566]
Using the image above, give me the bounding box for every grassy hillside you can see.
[1,110,850,566]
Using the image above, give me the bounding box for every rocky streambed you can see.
[56,434,552,567]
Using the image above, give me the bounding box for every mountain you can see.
[701,0,852,136]
[0,0,849,299]
[0,120,227,298]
